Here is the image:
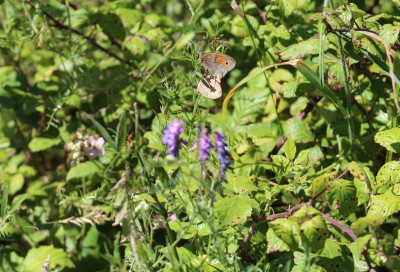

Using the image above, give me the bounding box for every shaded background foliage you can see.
[1,0,400,271]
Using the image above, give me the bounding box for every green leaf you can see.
[313,238,354,271]
[28,137,61,152]
[353,178,370,205]
[285,117,315,143]
[266,227,290,253]
[379,24,400,45]
[326,179,357,217]
[307,172,337,199]
[349,235,371,271]
[9,173,24,195]
[66,161,102,181]
[282,81,297,98]
[224,174,258,194]
[124,36,147,57]
[327,61,345,90]
[271,155,290,176]
[98,13,125,41]
[9,193,27,215]
[269,218,300,250]
[214,195,258,226]
[374,161,400,194]
[284,137,296,160]
[368,190,400,218]
[299,214,327,252]
[374,127,400,153]
[351,214,384,235]
[169,222,211,239]
[294,150,310,166]
[277,0,297,17]
[279,38,324,61]
[347,161,368,182]
[291,206,328,253]
[144,131,164,152]
[23,245,74,271]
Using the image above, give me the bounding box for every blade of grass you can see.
[336,32,356,158]
[116,111,127,151]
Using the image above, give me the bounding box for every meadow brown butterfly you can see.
[197,52,236,99]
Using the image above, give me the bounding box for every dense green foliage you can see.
[1,0,400,271]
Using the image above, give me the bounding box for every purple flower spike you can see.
[84,136,105,158]
[214,131,231,180]
[198,127,212,161]
[162,119,184,158]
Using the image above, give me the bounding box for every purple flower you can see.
[84,136,105,158]
[162,119,184,158]
[198,127,212,161]
[214,131,231,180]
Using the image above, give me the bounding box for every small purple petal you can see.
[198,127,211,161]
[214,131,231,180]
[84,136,105,158]
[162,120,184,158]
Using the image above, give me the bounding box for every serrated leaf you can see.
[368,190,400,218]
[285,118,315,143]
[277,0,297,17]
[169,222,211,239]
[374,161,400,194]
[144,131,164,152]
[124,36,147,57]
[271,155,290,176]
[351,214,384,236]
[214,195,258,226]
[353,178,370,206]
[284,137,296,160]
[326,179,357,217]
[348,161,368,182]
[313,238,354,271]
[299,214,328,253]
[23,245,74,271]
[348,235,371,271]
[307,172,337,199]
[266,228,290,253]
[294,150,310,166]
[28,137,61,152]
[269,218,300,250]
[66,161,102,181]
[224,173,258,194]
[327,62,345,90]
[374,127,400,153]
[379,24,400,45]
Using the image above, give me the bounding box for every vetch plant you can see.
[197,126,212,179]
[214,131,231,181]
[162,119,184,158]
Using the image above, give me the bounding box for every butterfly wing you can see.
[200,53,236,79]
[197,76,222,99]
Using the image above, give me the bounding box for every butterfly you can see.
[197,52,236,99]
